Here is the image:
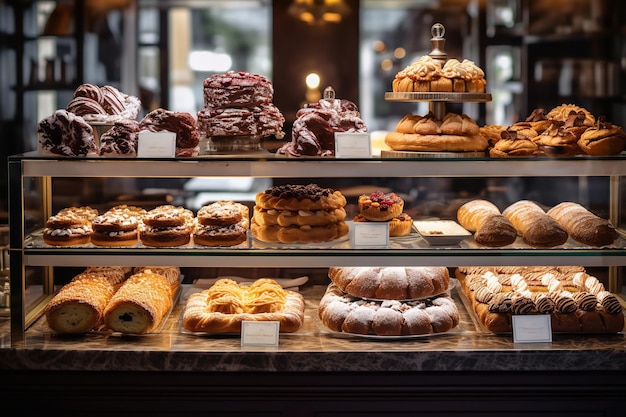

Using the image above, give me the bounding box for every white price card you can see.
[351,222,389,247]
[512,314,552,343]
[137,131,176,157]
[241,321,280,347]
[335,132,371,158]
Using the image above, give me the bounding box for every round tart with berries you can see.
[358,191,404,221]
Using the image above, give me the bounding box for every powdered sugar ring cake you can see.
[318,283,460,336]
[328,267,450,300]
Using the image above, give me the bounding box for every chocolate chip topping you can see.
[265,183,333,201]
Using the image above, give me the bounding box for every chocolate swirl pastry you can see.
[99,119,140,156]
[140,108,200,150]
[37,109,96,156]
[572,292,597,312]
[510,296,536,315]
[277,97,367,157]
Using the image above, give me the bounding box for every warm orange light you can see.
[381,59,393,71]
[393,47,406,59]
[288,0,351,25]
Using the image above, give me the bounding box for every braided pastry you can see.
[183,278,304,334]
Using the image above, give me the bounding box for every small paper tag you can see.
[137,131,176,157]
[351,222,389,247]
[241,321,280,347]
[335,132,371,158]
[512,315,552,343]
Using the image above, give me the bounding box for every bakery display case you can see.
[4,151,626,415]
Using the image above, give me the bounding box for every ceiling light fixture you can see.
[288,0,351,25]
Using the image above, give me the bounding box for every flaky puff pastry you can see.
[524,108,551,134]
[183,278,305,334]
[547,104,595,126]
[578,116,626,156]
[534,121,582,157]
[103,271,176,334]
[489,129,540,158]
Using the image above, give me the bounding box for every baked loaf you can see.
[277,92,367,157]
[45,270,121,334]
[194,201,249,247]
[328,266,450,300]
[456,266,624,333]
[577,116,626,156]
[358,191,404,221]
[182,278,305,334]
[457,199,517,247]
[252,184,348,243]
[318,283,459,336]
[547,202,618,247]
[385,112,487,152]
[103,270,177,334]
[502,200,568,247]
[37,109,97,156]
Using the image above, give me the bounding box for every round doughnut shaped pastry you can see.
[197,201,249,226]
[328,266,450,300]
[142,205,194,228]
[253,206,346,227]
[255,183,347,211]
[193,223,248,247]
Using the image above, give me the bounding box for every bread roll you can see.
[45,272,119,334]
[457,200,517,247]
[547,202,618,247]
[103,271,174,334]
[502,200,568,247]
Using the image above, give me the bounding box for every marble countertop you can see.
[1,285,625,373]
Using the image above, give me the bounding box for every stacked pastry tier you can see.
[392,55,486,93]
[44,266,180,334]
[318,267,460,336]
[182,278,305,334]
[484,104,626,157]
[385,112,488,152]
[139,205,195,247]
[251,183,349,243]
[196,71,285,151]
[276,89,368,157]
[193,201,250,247]
[456,266,624,333]
[352,191,412,237]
